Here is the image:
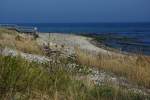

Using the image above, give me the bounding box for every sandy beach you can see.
[38,33,122,56]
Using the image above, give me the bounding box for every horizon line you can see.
[1,22,150,24]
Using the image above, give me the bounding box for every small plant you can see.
[33,33,39,40]
[15,35,21,41]
[61,44,65,48]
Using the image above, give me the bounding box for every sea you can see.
[13,23,150,55]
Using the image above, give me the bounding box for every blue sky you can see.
[0,0,150,23]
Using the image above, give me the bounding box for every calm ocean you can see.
[16,23,150,33]
[15,23,150,55]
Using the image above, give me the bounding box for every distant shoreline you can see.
[0,23,149,55]
[36,31,150,56]
[88,38,137,56]
[2,22,150,33]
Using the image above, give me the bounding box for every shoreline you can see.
[38,32,114,55]
[38,32,132,57]
[88,37,150,57]
[89,38,138,56]
[38,32,150,57]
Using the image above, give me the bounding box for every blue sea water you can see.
[14,23,150,55]
[16,23,150,33]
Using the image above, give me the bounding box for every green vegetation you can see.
[0,55,148,100]
[0,29,149,99]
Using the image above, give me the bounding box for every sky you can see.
[0,0,150,23]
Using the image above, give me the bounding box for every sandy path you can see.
[39,33,115,55]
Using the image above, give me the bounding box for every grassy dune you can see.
[0,29,149,99]
[0,55,147,100]
[75,48,150,88]
[0,28,42,55]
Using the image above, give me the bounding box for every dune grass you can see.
[0,28,149,99]
[75,47,150,88]
[0,28,18,35]
[0,55,148,100]
[0,28,43,55]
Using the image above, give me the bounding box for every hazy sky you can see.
[0,0,150,23]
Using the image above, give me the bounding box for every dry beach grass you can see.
[40,32,150,88]
[0,29,150,99]
[0,28,43,55]
[75,47,150,88]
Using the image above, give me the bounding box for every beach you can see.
[38,33,123,56]
[0,28,150,99]
[1,0,150,99]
